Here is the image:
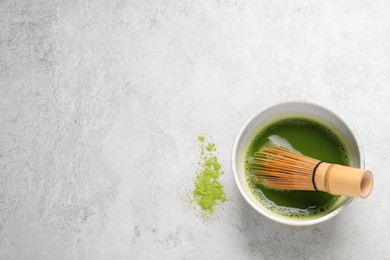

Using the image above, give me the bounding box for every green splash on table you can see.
[193,136,227,215]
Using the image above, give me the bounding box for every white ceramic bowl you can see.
[232,101,364,226]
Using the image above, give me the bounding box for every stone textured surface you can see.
[1,0,389,259]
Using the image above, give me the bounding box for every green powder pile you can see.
[193,136,227,215]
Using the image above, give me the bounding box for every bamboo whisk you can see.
[251,146,373,198]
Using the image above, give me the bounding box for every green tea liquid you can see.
[245,117,350,219]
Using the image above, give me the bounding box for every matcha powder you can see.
[193,136,227,215]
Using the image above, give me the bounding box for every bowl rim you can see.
[231,100,364,226]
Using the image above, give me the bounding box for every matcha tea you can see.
[245,117,350,219]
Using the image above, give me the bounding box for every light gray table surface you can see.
[1,0,389,259]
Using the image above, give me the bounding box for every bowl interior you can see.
[232,102,363,226]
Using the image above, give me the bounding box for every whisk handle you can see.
[314,163,373,198]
